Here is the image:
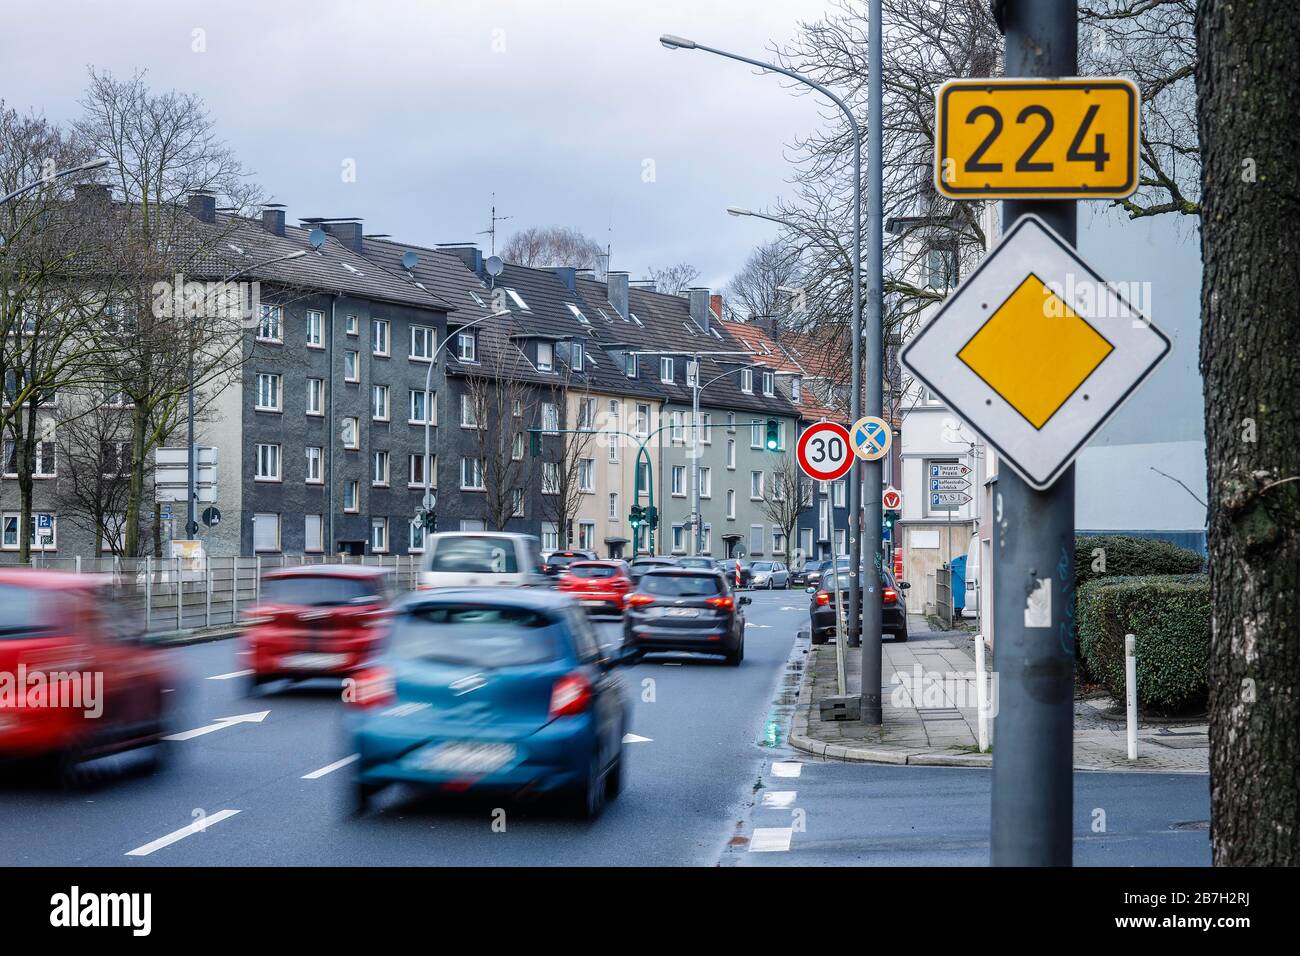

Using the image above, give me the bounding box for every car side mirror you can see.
[739,596,752,606]
[899,581,912,589]
[604,645,641,669]
[805,586,816,594]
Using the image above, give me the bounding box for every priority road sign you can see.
[850,416,892,461]
[900,214,1171,491]
[796,421,854,482]
[931,491,972,509]
[930,462,970,479]
[930,477,970,493]
[935,77,1139,199]
[882,487,902,510]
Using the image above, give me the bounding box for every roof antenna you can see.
[476,192,512,256]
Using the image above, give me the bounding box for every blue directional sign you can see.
[851,416,892,461]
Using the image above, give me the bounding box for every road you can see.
[0,589,1210,866]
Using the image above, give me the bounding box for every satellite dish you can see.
[308,227,327,250]
[485,255,504,277]
[402,250,419,271]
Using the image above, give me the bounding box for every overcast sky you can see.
[2,0,839,290]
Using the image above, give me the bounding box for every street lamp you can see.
[417,309,510,532]
[0,157,111,207]
[185,248,308,538]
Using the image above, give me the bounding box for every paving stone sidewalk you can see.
[789,614,1209,773]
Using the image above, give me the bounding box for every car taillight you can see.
[815,591,830,606]
[626,593,655,607]
[347,667,394,709]
[883,587,898,605]
[706,596,734,610]
[611,578,628,589]
[549,673,591,718]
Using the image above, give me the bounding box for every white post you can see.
[144,556,153,632]
[1125,633,1138,761]
[255,555,262,604]
[176,556,183,631]
[975,633,991,753]
[75,555,82,574]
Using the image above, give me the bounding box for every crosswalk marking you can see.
[771,761,803,778]
[761,790,798,809]
[749,827,793,852]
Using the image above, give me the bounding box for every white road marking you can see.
[622,733,652,744]
[749,827,793,852]
[206,670,253,681]
[761,790,798,809]
[771,761,803,778]
[302,754,359,779]
[779,606,799,611]
[125,809,240,857]
[164,710,270,742]
[660,662,682,666]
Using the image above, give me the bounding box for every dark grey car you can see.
[621,568,751,665]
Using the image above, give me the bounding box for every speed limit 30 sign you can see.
[796,421,854,482]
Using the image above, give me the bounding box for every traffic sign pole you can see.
[990,0,1076,867]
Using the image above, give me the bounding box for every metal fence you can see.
[935,566,953,629]
[0,553,424,635]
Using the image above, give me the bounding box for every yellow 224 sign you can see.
[935,78,1139,199]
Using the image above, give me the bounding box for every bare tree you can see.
[724,241,804,331]
[501,226,606,276]
[761,455,814,562]
[460,340,535,531]
[52,389,138,556]
[644,262,700,297]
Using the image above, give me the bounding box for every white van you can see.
[418,532,543,589]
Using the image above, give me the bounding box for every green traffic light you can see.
[764,419,779,451]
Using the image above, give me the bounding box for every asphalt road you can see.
[0,588,1210,866]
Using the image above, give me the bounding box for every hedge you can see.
[1074,534,1204,591]
[1077,573,1210,714]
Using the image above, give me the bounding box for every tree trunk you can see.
[124,403,147,558]
[14,405,35,564]
[1197,0,1300,866]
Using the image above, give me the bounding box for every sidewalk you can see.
[789,614,1209,773]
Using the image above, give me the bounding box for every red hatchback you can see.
[240,566,391,694]
[558,561,633,616]
[0,570,171,781]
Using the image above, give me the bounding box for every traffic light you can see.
[764,419,780,451]
[629,504,643,530]
[529,430,541,457]
[645,505,659,530]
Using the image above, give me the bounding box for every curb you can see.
[146,627,240,648]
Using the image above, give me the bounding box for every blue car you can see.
[346,588,633,819]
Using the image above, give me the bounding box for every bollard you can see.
[975,633,991,753]
[1125,633,1138,761]
[144,556,153,632]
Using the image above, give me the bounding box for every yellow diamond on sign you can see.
[957,273,1114,429]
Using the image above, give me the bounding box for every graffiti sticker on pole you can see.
[796,421,854,482]
[850,416,892,461]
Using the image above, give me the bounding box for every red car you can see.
[557,560,634,616]
[0,570,171,782]
[240,566,391,694]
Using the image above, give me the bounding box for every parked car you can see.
[749,561,791,590]
[346,588,633,819]
[628,556,677,585]
[0,570,172,783]
[542,549,598,580]
[240,565,392,695]
[792,559,826,588]
[674,557,717,571]
[808,569,910,645]
[622,568,751,666]
[803,557,850,590]
[557,560,633,616]
[419,532,543,589]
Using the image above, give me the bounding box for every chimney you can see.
[550,266,577,291]
[710,294,724,322]
[187,191,216,224]
[438,244,484,276]
[688,287,711,334]
[607,271,629,319]
[322,221,363,255]
[261,204,286,237]
[74,184,111,205]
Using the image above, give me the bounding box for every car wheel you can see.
[766,578,774,590]
[726,640,744,666]
[353,779,383,816]
[895,629,909,643]
[570,752,606,820]
[244,673,266,698]
[810,630,827,645]
[605,739,626,801]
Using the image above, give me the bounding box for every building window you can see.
[410,325,435,361]
[306,377,324,416]
[660,356,674,383]
[637,461,651,498]
[253,513,281,552]
[305,514,324,553]
[772,474,785,501]
[255,373,281,412]
[372,384,390,422]
[409,452,434,488]
[727,411,736,433]
[255,443,281,481]
[727,489,736,519]
[341,417,359,450]
[571,340,585,370]
[625,353,638,378]
[671,524,686,554]
[926,246,957,290]
[541,522,559,552]
[409,521,426,553]
[671,465,685,497]
[699,466,712,499]
[578,397,596,429]
[99,441,130,477]
[578,521,596,551]
[344,480,359,513]
[670,411,684,443]
[726,439,736,470]
[257,305,282,342]
[750,470,764,500]
[542,462,560,495]
[578,458,595,493]
[537,341,553,372]
[371,450,390,487]
[751,422,763,449]
[700,413,712,444]
[305,446,323,484]
[833,480,846,508]
[792,377,802,403]
[461,457,485,490]
[702,523,713,555]
[372,318,390,357]
[763,371,775,396]
[741,368,753,393]
[462,393,486,428]
[345,314,359,336]
[506,288,529,311]
[608,492,619,520]
[512,432,525,461]
[306,310,323,348]
[773,528,786,554]
[457,331,477,362]
[409,389,429,424]
[512,488,525,517]
[370,517,388,553]
[749,524,764,555]
[344,350,359,382]
[541,402,560,434]
[636,403,650,437]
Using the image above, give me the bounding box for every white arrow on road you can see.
[164,711,270,742]
[622,733,652,743]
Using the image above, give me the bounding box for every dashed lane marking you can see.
[761,790,798,809]
[207,670,253,680]
[749,827,793,852]
[622,733,653,743]
[302,754,359,779]
[125,810,240,857]
[771,761,803,778]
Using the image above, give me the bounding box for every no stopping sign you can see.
[796,421,854,482]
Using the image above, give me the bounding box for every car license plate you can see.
[283,652,348,670]
[664,607,700,618]
[418,742,517,775]
[581,599,605,606]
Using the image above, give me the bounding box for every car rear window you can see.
[392,604,561,667]
[546,553,583,568]
[640,573,722,597]
[751,562,773,571]
[428,537,519,573]
[0,584,50,639]
[262,576,381,607]
[569,564,617,579]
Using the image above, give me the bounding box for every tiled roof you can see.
[719,317,842,422]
